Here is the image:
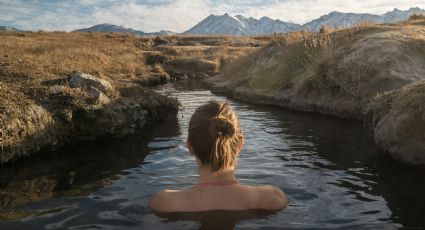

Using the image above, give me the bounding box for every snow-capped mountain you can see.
[186,7,425,35]
[301,12,381,31]
[184,13,300,35]
[0,26,21,32]
[302,7,425,31]
[381,7,425,23]
[73,23,175,36]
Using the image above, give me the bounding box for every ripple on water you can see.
[0,81,416,229]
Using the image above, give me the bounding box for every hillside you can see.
[207,18,425,166]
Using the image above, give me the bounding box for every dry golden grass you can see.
[0,32,145,81]
[0,31,263,112]
[0,31,265,156]
[216,20,425,122]
[220,23,399,90]
[0,31,264,85]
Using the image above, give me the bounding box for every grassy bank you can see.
[207,18,425,166]
[0,32,267,162]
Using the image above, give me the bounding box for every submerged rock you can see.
[0,176,57,207]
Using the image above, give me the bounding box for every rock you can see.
[69,72,113,95]
[49,85,67,94]
[0,176,57,207]
[372,80,425,166]
[1,103,57,162]
[90,86,110,105]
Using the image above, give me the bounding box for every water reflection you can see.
[0,80,423,229]
[156,209,279,230]
[0,118,178,219]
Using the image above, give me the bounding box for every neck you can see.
[197,165,237,184]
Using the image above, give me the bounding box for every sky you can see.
[1,0,425,32]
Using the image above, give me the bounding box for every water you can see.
[0,80,424,229]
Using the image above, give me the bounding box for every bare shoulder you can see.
[149,190,179,213]
[254,185,288,210]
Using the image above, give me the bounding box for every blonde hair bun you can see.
[211,116,236,137]
[188,100,243,172]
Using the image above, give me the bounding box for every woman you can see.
[149,100,288,212]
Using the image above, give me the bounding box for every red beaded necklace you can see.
[194,181,239,188]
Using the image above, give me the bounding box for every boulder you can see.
[69,72,113,95]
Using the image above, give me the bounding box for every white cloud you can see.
[92,0,212,32]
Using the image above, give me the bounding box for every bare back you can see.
[149,184,288,213]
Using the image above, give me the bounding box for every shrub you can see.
[409,13,425,20]
[145,53,168,65]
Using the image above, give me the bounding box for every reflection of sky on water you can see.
[1,80,423,229]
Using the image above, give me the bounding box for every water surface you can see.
[0,80,424,229]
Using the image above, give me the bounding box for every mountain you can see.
[302,7,425,31]
[0,26,22,32]
[184,13,300,35]
[301,12,382,31]
[186,7,425,35]
[72,7,425,36]
[381,7,425,23]
[73,23,175,36]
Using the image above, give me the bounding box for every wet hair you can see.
[188,101,243,172]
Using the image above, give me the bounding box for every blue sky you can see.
[1,0,425,32]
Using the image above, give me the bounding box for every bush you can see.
[153,36,167,46]
[145,53,168,65]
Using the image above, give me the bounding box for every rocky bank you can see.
[0,72,178,163]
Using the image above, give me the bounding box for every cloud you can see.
[92,0,212,32]
[0,0,425,32]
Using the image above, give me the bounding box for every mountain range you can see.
[301,7,425,32]
[184,13,300,35]
[73,23,175,36]
[187,7,425,35]
[1,7,424,36]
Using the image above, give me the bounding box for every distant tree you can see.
[409,13,425,20]
[319,25,331,34]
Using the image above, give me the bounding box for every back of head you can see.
[188,101,243,172]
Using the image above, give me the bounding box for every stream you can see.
[0,79,424,229]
